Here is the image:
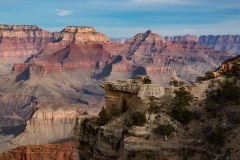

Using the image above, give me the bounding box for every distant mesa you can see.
[164,34,199,42]
[62,26,96,33]
[165,34,240,55]
[0,24,39,30]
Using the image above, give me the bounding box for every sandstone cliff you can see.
[75,76,210,160]
[75,75,240,160]
[55,26,110,44]
[122,30,232,83]
[0,25,53,75]
[0,101,100,153]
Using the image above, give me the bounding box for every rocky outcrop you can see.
[55,26,110,44]
[11,27,117,76]
[0,142,76,160]
[121,31,232,83]
[0,25,53,75]
[0,93,36,127]
[164,34,199,42]
[6,28,233,84]
[75,76,210,160]
[198,35,240,55]
[213,54,240,77]
[0,25,52,57]
[0,101,98,153]
[165,34,240,55]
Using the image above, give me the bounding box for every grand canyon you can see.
[0,24,239,160]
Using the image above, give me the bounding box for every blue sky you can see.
[0,0,239,37]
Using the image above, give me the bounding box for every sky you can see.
[0,0,240,38]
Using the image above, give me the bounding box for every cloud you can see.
[56,9,73,16]
[132,0,187,3]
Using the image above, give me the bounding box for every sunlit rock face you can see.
[122,30,232,83]
[55,26,110,44]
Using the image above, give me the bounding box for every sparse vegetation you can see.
[170,87,193,124]
[171,107,192,124]
[109,105,120,116]
[154,124,175,136]
[97,107,112,126]
[130,112,147,126]
[169,79,185,87]
[206,79,240,104]
[196,71,215,82]
[173,87,193,108]
[143,76,152,84]
[219,57,240,77]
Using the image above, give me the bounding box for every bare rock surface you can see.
[0,142,76,160]
[199,35,240,55]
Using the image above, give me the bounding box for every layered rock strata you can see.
[0,142,76,160]
[0,25,53,75]
[0,101,99,153]
[164,34,199,42]
[75,76,210,160]
[164,33,240,55]
[198,35,240,55]
[122,30,232,83]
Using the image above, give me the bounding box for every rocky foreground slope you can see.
[75,74,240,160]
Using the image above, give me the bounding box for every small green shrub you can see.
[171,107,192,124]
[196,71,215,82]
[143,76,152,84]
[122,97,128,112]
[131,112,147,126]
[110,105,121,116]
[173,87,193,108]
[154,124,175,136]
[97,108,112,126]
[169,79,185,87]
[206,79,240,104]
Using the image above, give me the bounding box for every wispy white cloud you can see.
[56,9,73,16]
[131,0,187,3]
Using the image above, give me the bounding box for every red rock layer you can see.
[0,25,53,58]
[123,32,232,65]
[56,26,110,44]
[8,28,233,83]
[0,142,76,160]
